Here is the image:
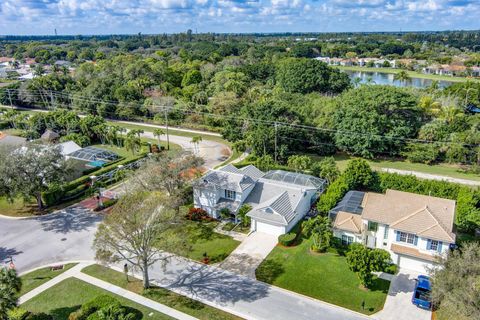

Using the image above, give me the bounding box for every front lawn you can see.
[256,238,390,315]
[21,277,170,319]
[82,264,242,320]
[19,263,77,296]
[158,220,240,263]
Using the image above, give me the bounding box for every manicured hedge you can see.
[278,232,297,246]
[42,153,148,206]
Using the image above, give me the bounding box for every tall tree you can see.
[431,242,480,320]
[0,267,22,320]
[191,135,202,155]
[153,128,165,147]
[333,85,421,158]
[0,144,71,209]
[94,192,185,289]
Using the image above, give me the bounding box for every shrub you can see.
[385,264,398,275]
[317,176,349,215]
[237,204,252,227]
[8,308,30,320]
[219,208,231,219]
[69,295,121,320]
[185,207,214,222]
[278,232,296,246]
[26,314,53,320]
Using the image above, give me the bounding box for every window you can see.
[429,240,439,251]
[367,221,378,232]
[398,231,416,244]
[384,225,389,240]
[224,189,236,200]
[341,235,354,246]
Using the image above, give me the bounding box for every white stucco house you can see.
[330,189,456,273]
[193,164,327,236]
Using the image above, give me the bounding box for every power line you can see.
[2,88,479,148]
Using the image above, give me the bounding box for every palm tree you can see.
[125,131,141,155]
[191,135,202,155]
[0,267,22,319]
[437,96,463,124]
[393,70,411,82]
[153,128,165,147]
[33,64,45,77]
[419,95,442,117]
[118,127,127,147]
[106,125,120,146]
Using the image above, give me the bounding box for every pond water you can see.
[344,70,454,89]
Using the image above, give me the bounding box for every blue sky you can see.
[0,0,478,35]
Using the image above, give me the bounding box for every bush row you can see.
[68,295,141,320]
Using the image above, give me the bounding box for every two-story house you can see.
[330,189,456,273]
[193,164,327,236]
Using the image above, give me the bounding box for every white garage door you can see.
[254,220,285,236]
[398,255,432,274]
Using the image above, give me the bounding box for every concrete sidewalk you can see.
[74,272,197,320]
[18,262,197,320]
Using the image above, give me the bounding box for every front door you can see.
[366,235,376,248]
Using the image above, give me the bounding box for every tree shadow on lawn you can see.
[49,305,80,320]
[255,259,285,284]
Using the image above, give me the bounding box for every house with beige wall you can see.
[331,189,456,273]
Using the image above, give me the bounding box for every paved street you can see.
[0,206,101,273]
[119,255,371,320]
[140,130,231,169]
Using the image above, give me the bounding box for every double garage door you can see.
[253,220,285,236]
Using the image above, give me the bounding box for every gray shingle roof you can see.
[239,165,265,180]
[245,180,304,226]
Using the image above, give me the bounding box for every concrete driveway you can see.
[219,232,278,278]
[0,205,101,273]
[374,270,431,320]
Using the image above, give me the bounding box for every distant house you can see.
[0,132,26,147]
[193,164,327,236]
[331,189,456,273]
[41,129,60,143]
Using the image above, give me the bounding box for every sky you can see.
[0,0,478,35]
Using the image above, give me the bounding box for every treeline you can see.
[2,35,480,167]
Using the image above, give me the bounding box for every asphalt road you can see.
[0,206,101,273]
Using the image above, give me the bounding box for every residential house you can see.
[0,132,27,147]
[193,164,327,236]
[331,189,456,273]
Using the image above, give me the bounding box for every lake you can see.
[344,70,454,89]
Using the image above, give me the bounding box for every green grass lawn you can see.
[82,264,242,320]
[159,220,240,263]
[21,277,171,320]
[335,65,480,83]
[256,238,390,315]
[309,153,480,182]
[19,264,77,296]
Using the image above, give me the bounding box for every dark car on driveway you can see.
[412,275,432,310]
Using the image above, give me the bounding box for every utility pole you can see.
[274,122,278,163]
[164,106,170,150]
[7,89,13,107]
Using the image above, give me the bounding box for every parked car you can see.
[412,275,432,310]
